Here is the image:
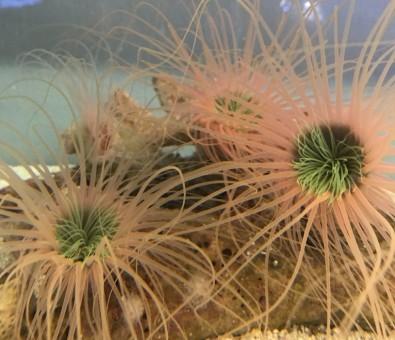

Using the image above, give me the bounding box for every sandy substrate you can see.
[216,328,378,340]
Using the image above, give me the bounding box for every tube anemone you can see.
[174,0,395,337]
[116,0,302,162]
[293,124,365,199]
[0,67,216,339]
[0,148,218,339]
[56,206,118,261]
[215,91,255,116]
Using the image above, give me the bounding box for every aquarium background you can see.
[0,0,393,164]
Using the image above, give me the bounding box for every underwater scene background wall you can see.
[1,0,395,339]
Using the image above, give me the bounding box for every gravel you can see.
[216,328,380,340]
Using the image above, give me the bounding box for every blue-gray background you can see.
[0,0,394,164]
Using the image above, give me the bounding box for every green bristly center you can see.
[293,124,365,199]
[215,92,254,115]
[56,206,118,262]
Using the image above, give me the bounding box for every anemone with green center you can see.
[56,205,118,262]
[293,124,365,200]
[215,91,254,115]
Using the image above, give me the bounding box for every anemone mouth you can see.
[56,206,118,262]
[293,124,365,199]
[214,91,254,115]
